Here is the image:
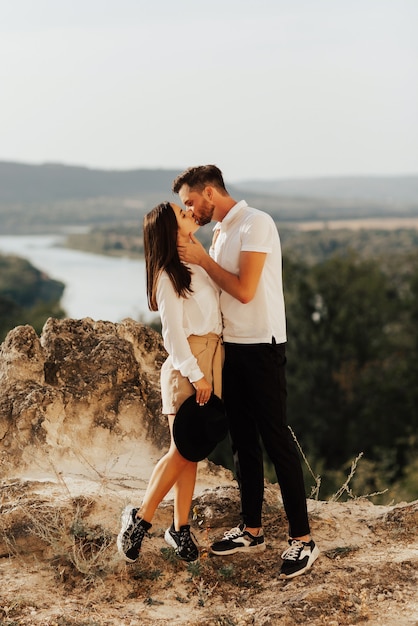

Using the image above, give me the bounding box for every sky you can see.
[0,0,417,182]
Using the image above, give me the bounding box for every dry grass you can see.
[1,453,417,625]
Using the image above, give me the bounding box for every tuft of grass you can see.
[144,596,164,606]
[213,617,239,626]
[175,594,190,604]
[160,545,179,563]
[55,618,102,626]
[192,577,219,607]
[288,428,388,502]
[27,498,117,584]
[186,560,203,579]
[0,596,37,621]
[218,563,235,580]
[131,565,162,581]
[288,425,322,499]
[324,546,359,559]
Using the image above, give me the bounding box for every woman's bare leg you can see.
[173,460,198,529]
[137,414,197,527]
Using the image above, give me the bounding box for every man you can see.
[172,165,319,579]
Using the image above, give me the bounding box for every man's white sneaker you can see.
[211,524,266,555]
[279,538,319,579]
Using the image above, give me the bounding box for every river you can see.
[0,234,158,324]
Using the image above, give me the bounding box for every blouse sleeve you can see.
[156,272,204,383]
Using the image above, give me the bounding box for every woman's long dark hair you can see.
[143,202,193,311]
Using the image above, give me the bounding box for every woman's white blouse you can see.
[156,264,222,383]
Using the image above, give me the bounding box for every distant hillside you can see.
[238,175,418,204]
[0,161,181,203]
[2,161,416,205]
[1,161,417,234]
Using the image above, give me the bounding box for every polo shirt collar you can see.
[219,200,248,228]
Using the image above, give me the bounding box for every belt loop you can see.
[272,336,276,345]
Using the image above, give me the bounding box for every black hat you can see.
[173,394,228,462]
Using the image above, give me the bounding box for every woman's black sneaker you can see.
[117,506,152,562]
[164,523,199,562]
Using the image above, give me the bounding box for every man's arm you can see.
[178,234,266,304]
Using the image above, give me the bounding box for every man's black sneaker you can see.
[164,523,199,562]
[210,524,266,555]
[279,538,319,579]
[117,506,152,563]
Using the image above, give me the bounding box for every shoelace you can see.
[282,539,304,561]
[223,525,244,540]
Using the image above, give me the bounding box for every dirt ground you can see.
[1,469,417,626]
[1,320,417,624]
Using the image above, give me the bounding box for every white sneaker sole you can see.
[211,542,266,556]
[164,528,200,561]
[117,506,137,563]
[279,544,320,579]
[164,528,177,550]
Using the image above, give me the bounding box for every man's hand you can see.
[178,233,208,266]
[180,233,267,305]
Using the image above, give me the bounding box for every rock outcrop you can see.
[0,317,169,482]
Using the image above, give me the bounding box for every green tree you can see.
[283,251,417,500]
[0,253,66,341]
[0,294,23,340]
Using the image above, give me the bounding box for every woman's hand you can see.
[192,376,212,406]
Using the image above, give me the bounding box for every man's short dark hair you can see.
[172,165,228,194]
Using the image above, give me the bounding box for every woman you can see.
[117,202,223,563]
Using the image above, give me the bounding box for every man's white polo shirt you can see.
[210,200,287,344]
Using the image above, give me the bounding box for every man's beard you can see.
[195,201,215,226]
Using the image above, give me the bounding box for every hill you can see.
[1,161,418,234]
[1,319,417,625]
[238,175,418,204]
[0,161,181,204]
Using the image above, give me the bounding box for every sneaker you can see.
[210,523,266,555]
[279,538,319,579]
[164,523,199,562]
[117,506,152,563]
